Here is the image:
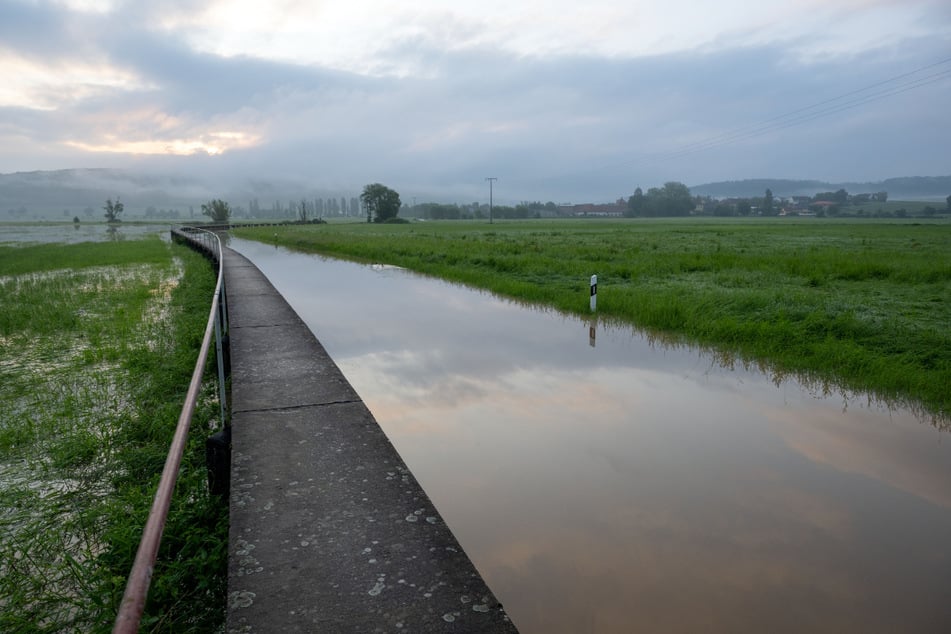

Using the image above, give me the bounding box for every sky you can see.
[1,0,950,203]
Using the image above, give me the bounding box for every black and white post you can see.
[590,274,597,312]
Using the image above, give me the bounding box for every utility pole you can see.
[485,177,497,224]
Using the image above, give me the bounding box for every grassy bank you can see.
[234,218,951,422]
[0,236,227,632]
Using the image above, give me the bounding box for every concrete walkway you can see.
[223,248,518,632]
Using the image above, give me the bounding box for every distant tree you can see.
[73,215,80,224]
[946,194,951,213]
[298,199,308,223]
[360,183,401,223]
[626,187,646,217]
[201,199,231,223]
[420,203,462,220]
[872,191,888,203]
[736,200,752,216]
[644,182,694,216]
[763,188,774,216]
[103,197,124,223]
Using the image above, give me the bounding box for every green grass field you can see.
[234,217,951,422]
[0,237,226,632]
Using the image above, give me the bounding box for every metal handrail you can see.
[113,227,227,633]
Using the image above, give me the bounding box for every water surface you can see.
[231,237,951,633]
[0,222,172,246]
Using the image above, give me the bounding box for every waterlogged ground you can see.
[231,237,951,634]
[0,225,234,633]
[0,222,173,246]
[0,259,185,628]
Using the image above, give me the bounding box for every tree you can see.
[298,199,308,223]
[201,199,231,223]
[763,188,774,216]
[104,197,124,223]
[644,182,694,216]
[626,187,646,217]
[360,183,401,223]
[713,203,734,217]
[946,194,951,213]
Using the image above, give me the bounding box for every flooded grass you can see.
[0,237,226,632]
[234,218,951,420]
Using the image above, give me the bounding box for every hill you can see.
[690,176,951,200]
[0,169,214,220]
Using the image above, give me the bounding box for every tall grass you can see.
[0,237,226,632]
[235,218,951,421]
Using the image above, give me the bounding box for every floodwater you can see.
[0,222,173,245]
[229,237,951,633]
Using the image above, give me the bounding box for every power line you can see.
[649,63,951,163]
[526,54,951,184]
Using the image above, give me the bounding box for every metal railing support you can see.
[113,226,228,633]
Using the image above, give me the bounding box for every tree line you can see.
[84,184,951,224]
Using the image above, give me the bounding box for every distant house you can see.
[561,198,627,217]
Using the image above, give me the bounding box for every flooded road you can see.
[230,237,951,633]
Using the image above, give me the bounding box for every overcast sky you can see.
[1,0,949,202]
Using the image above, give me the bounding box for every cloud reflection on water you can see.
[230,238,951,633]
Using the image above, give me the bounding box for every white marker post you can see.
[589,274,597,312]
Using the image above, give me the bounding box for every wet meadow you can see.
[0,234,226,632]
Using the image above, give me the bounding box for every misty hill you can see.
[0,169,215,219]
[0,168,359,221]
[690,176,951,200]
[4,169,950,221]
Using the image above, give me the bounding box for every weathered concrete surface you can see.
[224,249,518,633]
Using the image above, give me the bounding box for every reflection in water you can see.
[0,223,172,246]
[230,238,951,633]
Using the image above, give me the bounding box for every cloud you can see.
[0,0,949,199]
